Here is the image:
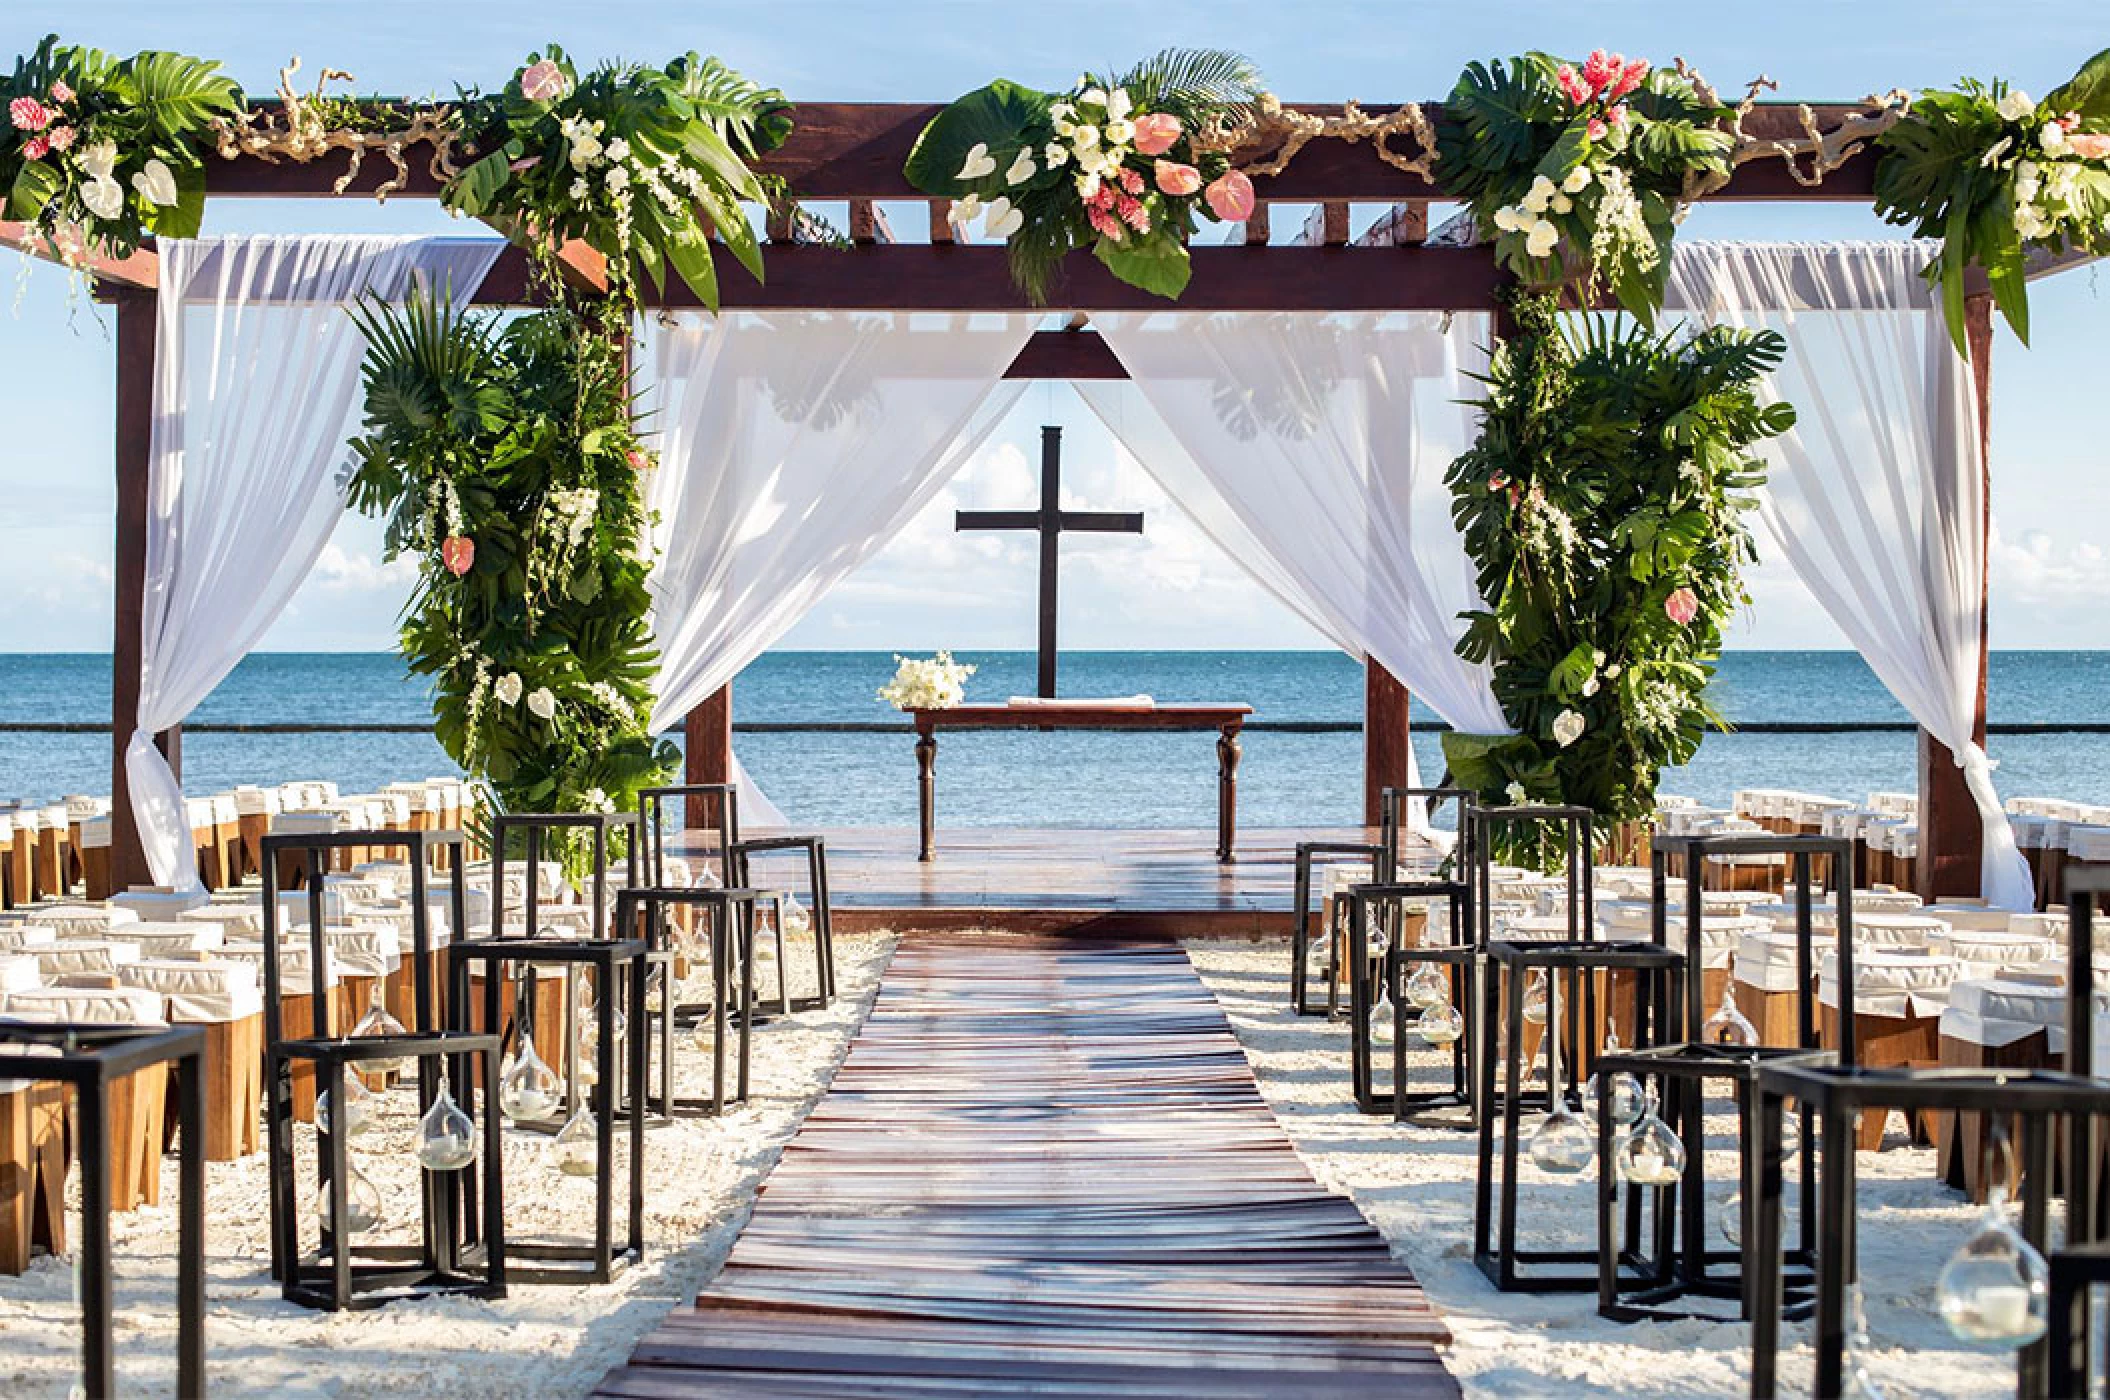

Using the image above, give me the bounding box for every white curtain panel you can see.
[642,311,1037,820]
[1665,240,2031,908]
[1086,311,1511,824]
[132,235,503,889]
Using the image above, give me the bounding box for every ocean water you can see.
[0,651,2105,828]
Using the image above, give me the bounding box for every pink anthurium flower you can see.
[1203,168,1256,221]
[1131,112,1183,156]
[441,536,476,577]
[1664,587,1700,626]
[520,58,569,103]
[1153,160,1202,197]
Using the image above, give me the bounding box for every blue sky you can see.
[2,1,2107,653]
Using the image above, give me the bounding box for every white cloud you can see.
[307,542,418,593]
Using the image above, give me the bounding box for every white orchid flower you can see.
[982,195,1024,240]
[1105,88,1133,121]
[568,177,590,201]
[604,164,630,192]
[1997,89,2035,122]
[77,141,116,180]
[1552,709,1586,748]
[605,137,631,163]
[1005,148,1036,186]
[1505,781,1528,806]
[81,174,123,221]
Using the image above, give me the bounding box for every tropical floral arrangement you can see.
[903,49,1264,301]
[878,653,976,711]
[1441,291,1793,848]
[1437,49,1733,321]
[1873,47,2110,352]
[345,293,676,825]
[3,34,241,278]
[443,47,791,311]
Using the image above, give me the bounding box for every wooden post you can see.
[1917,292,1994,902]
[111,289,176,892]
[1364,662,1414,827]
[684,684,733,828]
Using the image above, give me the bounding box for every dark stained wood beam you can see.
[1356,202,1430,248]
[1298,202,1351,247]
[685,684,733,799]
[202,102,1885,204]
[1004,330,1125,380]
[1365,663,1415,826]
[1235,204,1271,246]
[2,220,159,290]
[110,289,165,890]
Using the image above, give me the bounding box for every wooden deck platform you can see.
[735,826,1435,936]
[596,936,1458,1398]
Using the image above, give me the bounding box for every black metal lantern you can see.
[639,783,739,889]
[1347,878,1475,1122]
[615,885,761,1119]
[729,836,836,1016]
[488,810,641,942]
[260,828,506,1310]
[0,1021,206,1397]
[1594,833,1851,1324]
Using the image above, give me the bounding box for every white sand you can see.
[0,932,896,1399]
[1186,938,2030,1399]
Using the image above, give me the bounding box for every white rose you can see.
[1072,124,1100,151]
[1562,166,1593,194]
[1552,709,1586,749]
[1105,119,1134,146]
[1080,88,1108,111]
[77,141,117,180]
[1996,89,2035,123]
[494,672,524,707]
[526,687,557,720]
[80,175,123,221]
[1105,88,1133,121]
[130,158,179,209]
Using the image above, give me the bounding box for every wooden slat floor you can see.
[595,936,1459,1399]
[713,827,1442,936]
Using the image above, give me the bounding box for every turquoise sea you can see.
[0,650,2105,827]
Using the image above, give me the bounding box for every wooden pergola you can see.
[7,97,2077,897]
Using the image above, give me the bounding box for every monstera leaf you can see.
[903,80,1052,198]
[2043,46,2110,124]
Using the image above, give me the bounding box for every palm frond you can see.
[1116,47,1264,119]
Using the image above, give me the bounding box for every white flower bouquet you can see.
[878,652,976,711]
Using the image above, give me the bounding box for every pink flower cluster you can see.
[1557,50,1649,107]
[10,95,52,132]
[10,86,75,161]
[1084,164,1151,242]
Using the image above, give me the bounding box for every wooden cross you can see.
[955,425,1144,697]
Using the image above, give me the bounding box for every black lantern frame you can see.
[448,930,651,1285]
[488,810,641,943]
[260,828,507,1311]
[640,783,740,889]
[0,1021,206,1397]
[1594,833,1852,1323]
[1347,879,1476,1122]
[1290,839,1384,1018]
[729,835,837,1016]
[2045,866,2110,1394]
[614,885,761,1119]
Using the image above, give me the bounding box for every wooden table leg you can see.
[1217,725,1242,863]
[916,731,937,863]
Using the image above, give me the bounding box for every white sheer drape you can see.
[1666,240,2030,908]
[642,312,1037,819]
[131,236,502,889]
[1085,312,1510,823]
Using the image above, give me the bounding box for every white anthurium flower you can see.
[1581,674,1600,698]
[494,672,524,707]
[1044,142,1069,168]
[605,164,630,192]
[80,175,124,221]
[130,159,180,209]
[982,196,1024,240]
[955,142,997,181]
[77,141,117,180]
[1072,124,1100,150]
[1550,192,1573,214]
[1563,166,1593,194]
[526,686,557,720]
[1005,148,1036,186]
[1105,88,1133,121]
[1552,709,1586,749]
[1997,89,2035,122]
[1981,136,2013,168]
[948,194,981,225]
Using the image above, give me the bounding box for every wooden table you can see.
[909,704,1253,864]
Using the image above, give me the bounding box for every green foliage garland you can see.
[903,49,1264,302]
[1441,291,1793,838]
[2,34,241,272]
[345,293,676,825]
[444,46,792,313]
[1437,49,1732,322]
[1873,47,2110,352]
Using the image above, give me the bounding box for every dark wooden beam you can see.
[1365,663,1415,826]
[1356,202,1430,248]
[1298,202,1351,247]
[1004,330,1125,380]
[110,289,165,891]
[2,220,159,290]
[1918,291,1994,903]
[202,102,1884,204]
[684,684,734,823]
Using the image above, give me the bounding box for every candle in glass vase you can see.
[1966,1284,2038,1341]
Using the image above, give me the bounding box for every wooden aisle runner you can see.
[596,936,1458,1398]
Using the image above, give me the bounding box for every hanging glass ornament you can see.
[1615,1086,1686,1185]
[550,1105,598,1178]
[414,1073,476,1171]
[1306,922,1335,971]
[782,894,812,936]
[1701,987,1760,1048]
[310,1155,384,1234]
[643,966,667,1015]
[1521,970,1551,1026]
[1721,1190,1743,1246]
[497,1036,562,1123]
[1414,1001,1466,1046]
[1583,1026,1644,1128]
[1936,1134,2049,1347]
[1528,1106,1595,1175]
[1843,1283,1890,1399]
[1405,963,1450,1010]
[1368,975,1398,1046]
[350,981,410,1075]
[315,1071,374,1139]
